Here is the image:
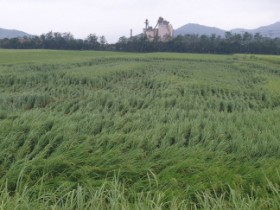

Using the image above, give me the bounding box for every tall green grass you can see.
[0,169,279,210]
[0,50,280,209]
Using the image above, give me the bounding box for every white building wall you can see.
[145,30,156,41]
[158,23,173,41]
[143,18,173,42]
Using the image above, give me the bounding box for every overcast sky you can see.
[0,0,280,43]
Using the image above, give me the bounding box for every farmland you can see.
[0,50,280,209]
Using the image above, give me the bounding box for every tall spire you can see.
[145,19,149,29]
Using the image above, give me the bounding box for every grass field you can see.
[0,50,280,209]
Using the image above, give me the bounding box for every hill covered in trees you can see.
[0,27,30,39]
[174,22,280,38]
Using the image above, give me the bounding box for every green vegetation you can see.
[1,30,280,55]
[0,50,280,209]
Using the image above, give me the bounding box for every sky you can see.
[0,0,280,43]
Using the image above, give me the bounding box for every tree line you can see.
[1,31,280,54]
[116,32,280,54]
[0,31,111,50]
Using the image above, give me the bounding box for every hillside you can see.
[0,27,30,39]
[174,23,226,37]
[175,21,280,38]
[231,22,280,38]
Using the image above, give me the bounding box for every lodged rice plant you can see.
[0,50,280,209]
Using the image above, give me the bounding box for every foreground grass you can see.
[1,172,280,210]
[0,50,280,209]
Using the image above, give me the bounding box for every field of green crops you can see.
[0,50,280,209]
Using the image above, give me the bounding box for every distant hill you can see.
[174,23,226,37]
[174,22,280,38]
[0,28,30,39]
[231,22,280,38]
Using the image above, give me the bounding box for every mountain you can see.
[0,28,30,39]
[174,23,225,37]
[231,22,280,38]
[174,22,280,38]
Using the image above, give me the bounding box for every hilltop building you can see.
[143,17,173,42]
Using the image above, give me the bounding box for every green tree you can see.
[86,34,100,50]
